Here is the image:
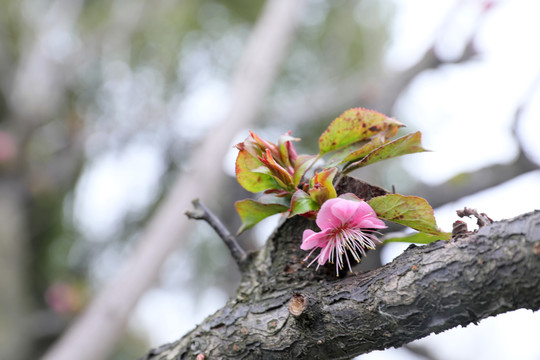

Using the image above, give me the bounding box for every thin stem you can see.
[333,171,345,188]
[456,207,493,228]
[304,153,322,176]
[186,199,248,266]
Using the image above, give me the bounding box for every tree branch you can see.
[142,177,540,359]
[186,199,247,266]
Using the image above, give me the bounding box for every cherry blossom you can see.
[301,196,386,275]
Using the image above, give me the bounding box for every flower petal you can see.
[301,229,330,250]
[348,201,384,228]
[315,198,344,229]
[302,196,386,275]
[353,200,377,217]
[329,198,364,224]
[357,216,387,229]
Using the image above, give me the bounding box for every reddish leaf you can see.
[293,155,318,186]
[235,150,280,193]
[258,149,294,190]
[277,132,299,171]
[309,167,338,205]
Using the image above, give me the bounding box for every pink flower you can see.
[301,196,386,275]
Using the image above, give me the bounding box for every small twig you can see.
[452,207,493,240]
[456,207,493,228]
[304,153,322,176]
[186,199,247,266]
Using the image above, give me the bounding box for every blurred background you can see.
[1,0,539,359]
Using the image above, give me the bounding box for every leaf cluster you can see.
[234,108,450,241]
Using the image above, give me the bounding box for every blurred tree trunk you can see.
[143,178,540,360]
[0,2,86,358]
[42,1,307,360]
[0,182,31,360]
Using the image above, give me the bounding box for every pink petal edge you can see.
[315,198,343,229]
[301,229,330,250]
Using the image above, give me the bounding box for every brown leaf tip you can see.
[453,207,494,240]
[456,207,493,227]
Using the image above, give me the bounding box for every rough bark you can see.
[141,178,540,359]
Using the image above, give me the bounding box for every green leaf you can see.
[344,131,428,173]
[318,108,403,155]
[326,125,400,167]
[367,194,450,239]
[325,140,371,168]
[235,199,289,234]
[257,193,291,207]
[290,190,319,217]
[235,150,280,192]
[340,134,385,164]
[383,232,451,245]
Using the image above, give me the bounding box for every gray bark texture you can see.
[141,177,540,360]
